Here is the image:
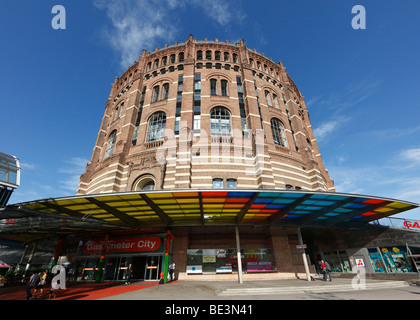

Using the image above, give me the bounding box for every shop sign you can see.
[403,220,420,230]
[247,261,273,272]
[83,236,161,254]
[186,265,202,274]
[216,249,227,258]
[216,266,233,273]
[355,259,365,267]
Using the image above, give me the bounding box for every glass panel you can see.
[145,256,160,280]
[380,246,413,273]
[187,248,275,274]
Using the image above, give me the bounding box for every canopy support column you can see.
[297,227,311,282]
[25,240,38,274]
[95,234,109,283]
[235,225,243,284]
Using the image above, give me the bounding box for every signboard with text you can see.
[83,236,161,254]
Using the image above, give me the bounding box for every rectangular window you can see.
[193,115,201,135]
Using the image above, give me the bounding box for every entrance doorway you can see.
[104,257,119,280]
[145,256,161,280]
[93,255,162,281]
[132,256,147,280]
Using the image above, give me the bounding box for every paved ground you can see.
[1,277,419,301]
[100,278,420,300]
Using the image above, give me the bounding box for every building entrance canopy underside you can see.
[0,189,418,243]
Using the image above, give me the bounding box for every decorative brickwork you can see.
[77,35,334,196]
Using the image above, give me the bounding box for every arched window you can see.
[178,52,184,62]
[153,59,159,69]
[265,90,272,107]
[136,178,155,191]
[169,54,175,64]
[161,83,169,100]
[152,85,159,102]
[146,112,166,142]
[210,107,231,136]
[197,50,203,60]
[104,130,117,159]
[206,50,212,60]
[161,56,167,66]
[224,52,230,62]
[212,178,223,189]
[221,80,228,96]
[210,79,217,95]
[271,118,288,147]
[215,51,221,61]
[273,94,279,109]
[227,179,237,189]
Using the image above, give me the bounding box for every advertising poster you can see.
[380,247,412,273]
[368,253,386,273]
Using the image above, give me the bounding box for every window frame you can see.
[271,118,288,147]
[146,111,167,142]
[210,107,232,137]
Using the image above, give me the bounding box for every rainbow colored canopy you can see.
[14,189,418,228]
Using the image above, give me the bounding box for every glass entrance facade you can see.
[78,254,162,281]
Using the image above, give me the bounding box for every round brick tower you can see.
[77,35,334,195]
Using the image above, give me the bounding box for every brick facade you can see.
[75,35,336,279]
[77,35,334,196]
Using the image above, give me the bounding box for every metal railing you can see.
[369,217,420,231]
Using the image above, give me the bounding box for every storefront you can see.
[318,245,420,275]
[75,234,166,281]
[186,248,275,275]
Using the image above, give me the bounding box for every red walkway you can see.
[0,281,160,300]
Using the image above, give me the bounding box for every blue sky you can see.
[1,0,419,220]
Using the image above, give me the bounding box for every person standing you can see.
[169,261,175,282]
[126,264,133,284]
[320,260,326,281]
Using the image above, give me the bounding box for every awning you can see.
[0,261,12,268]
[1,190,417,243]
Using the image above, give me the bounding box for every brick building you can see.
[2,36,418,283]
[73,35,340,280]
[77,34,334,196]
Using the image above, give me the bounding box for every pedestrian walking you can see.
[169,261,175,282]
[325,261,332,281]
[48,280,58,299]
[26,272,40,300]
[126,264,133,284]
[33,270,48,298]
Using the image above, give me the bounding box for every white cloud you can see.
[58,157,89,193]
[19,162,36,170]
[313,116,351,141]
[93,0,245,68]
[399,148,420,166]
